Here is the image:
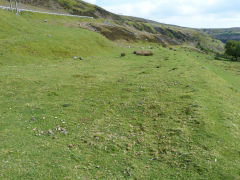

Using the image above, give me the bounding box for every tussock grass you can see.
[0,10,240,179]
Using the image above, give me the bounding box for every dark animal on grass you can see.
[133,51,153,56]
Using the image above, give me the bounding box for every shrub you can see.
[225,40,240,61]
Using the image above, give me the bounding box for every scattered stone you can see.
[31,117,36,121]
[55,126,68,135]
[56,126,61,131]
[61,128,67,134]
[133,51,153,56]
[68,144,74,148]
[162,44,167,48]
[120,53,126,57]
[73,56,83,60]
[44,19,48,23]
[170,68,177,71]
[48,129,54,136]
[156,66,160,68]
[62,104,72,107]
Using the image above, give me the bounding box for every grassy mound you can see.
[0,10,116,65]
[1,10,240,179]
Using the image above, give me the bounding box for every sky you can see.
[84,0,240,28]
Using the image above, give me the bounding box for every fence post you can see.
[15,0,19,14]
[9,0,13,12]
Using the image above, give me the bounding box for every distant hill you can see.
[202,28,240,43]
[2,0,224,52]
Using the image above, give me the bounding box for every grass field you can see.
[1,10,240,179]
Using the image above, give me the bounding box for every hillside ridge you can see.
[0,0,224,52]
[202,28,240,42]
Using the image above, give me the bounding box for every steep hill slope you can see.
[0,0,224,52]
[1,9,240,179]
[202,28,240,43]
[0,7,117,65]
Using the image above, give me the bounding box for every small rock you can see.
[62,104,72,107]
[44,19,48,23]
[121,53,126,57]
[31,117,36,121]
[156,66,160,68]
[48,129,54,136]
[134,51,153,56]
[56,126,61,131]
[68,144,74,148]
[73,56,83,60]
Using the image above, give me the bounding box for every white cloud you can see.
[89,0,240,28]
[105,2,157,16]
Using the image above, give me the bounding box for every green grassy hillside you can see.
[1,9,240,179]
[0,9,117,65]
[0,0,224,52]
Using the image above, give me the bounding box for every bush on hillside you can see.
[214,53,228,60]
[225,40,240,61]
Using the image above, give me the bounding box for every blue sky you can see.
[84,0,240,28]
